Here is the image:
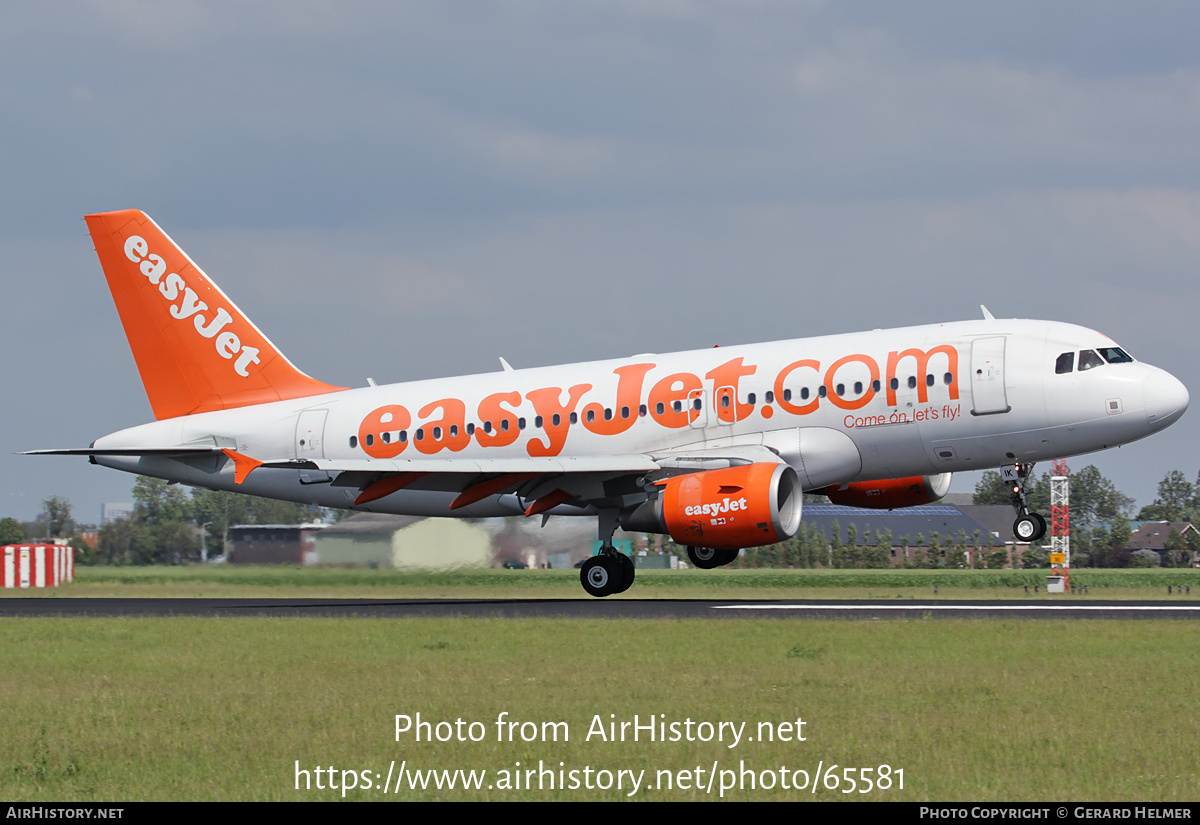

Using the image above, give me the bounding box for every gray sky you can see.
[4,1,1199,524]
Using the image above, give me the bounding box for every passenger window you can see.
[818,385,827,398]
[765,391,774,404]
[836,383,845,396]
[890,378,899,391]
[1055,352,1074,374]
[800,387,809,400]
[907,376,917,389]
[854,381,863,395]
[925,374,935,387]
[1078,350,1105,371]
[944,372,953,385]
[872,379,881,392]
[349,436,358,448]
[747,393,756,405]
[552,414,561,427]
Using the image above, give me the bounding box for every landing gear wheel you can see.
[718,548,739,567]
[614,553,635,594]
[580,556,623,597]
[687,546,722,570]
[1013,513,1047,542]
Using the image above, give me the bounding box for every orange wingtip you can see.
[85,210,347,419]
[221,449,264,485]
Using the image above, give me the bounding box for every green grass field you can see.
[2,617,1198,801]
[8,564,1200,600]
[4,567,1199,802]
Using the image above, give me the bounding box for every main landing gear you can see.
[580,548,634,598]
[1004,461,1047,542]
[581,509,635,598]
[686,546,739,569]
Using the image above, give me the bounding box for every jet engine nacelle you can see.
[823,473,952,509]
[622,462,803,548]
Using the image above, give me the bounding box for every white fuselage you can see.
[90,318,1188,517]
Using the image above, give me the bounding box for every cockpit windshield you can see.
[1055,347,1135,374]
[1078,350,1105,371]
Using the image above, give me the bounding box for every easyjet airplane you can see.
[28,210,1189,595]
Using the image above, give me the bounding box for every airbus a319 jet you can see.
[29,210,1190,595]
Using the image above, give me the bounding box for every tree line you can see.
[1,478,338,565]
[9,465,1200,568]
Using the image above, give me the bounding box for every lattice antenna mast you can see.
[1050,458,1070,590]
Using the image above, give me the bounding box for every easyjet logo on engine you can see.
[123,235,261,378]
[685,497,748,517]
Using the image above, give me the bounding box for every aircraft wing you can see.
[27,442,785,514]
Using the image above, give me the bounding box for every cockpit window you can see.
[1055,352,1074,374]
[1099,347,1134,364]
[1078,350,1105,371]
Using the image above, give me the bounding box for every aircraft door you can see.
[712,385,737,428]
[295,409,328,459]
[970,336,1010,415]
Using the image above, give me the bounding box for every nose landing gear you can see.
[1003,461,1047,542]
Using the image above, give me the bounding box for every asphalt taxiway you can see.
[2,598,1199,619]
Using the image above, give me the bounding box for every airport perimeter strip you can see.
[715,603,1200,612]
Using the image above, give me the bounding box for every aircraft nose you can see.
[1144,369,1189,431]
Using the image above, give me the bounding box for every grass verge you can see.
[2,617,1197,801]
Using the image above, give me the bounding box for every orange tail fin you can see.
[86,209,346,419]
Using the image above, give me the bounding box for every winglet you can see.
[221,448,264,485]
[981,305,995,321]
[85,210,348,419]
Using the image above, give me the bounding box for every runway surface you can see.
[2,597,1200,619]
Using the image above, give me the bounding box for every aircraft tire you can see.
[1013,514,1046,543]
[614,553,635,593]
[718,548,739,567]
[687,546,722,569]
[580,556,622,597]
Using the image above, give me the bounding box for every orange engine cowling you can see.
[824,473,952,509]
[622,463,803,549]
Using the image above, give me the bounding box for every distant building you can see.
[228,524,328,565]
[314,514,492,569]
[1126,522,1198,566]
[799,502,1024,567]
[101,503,133,524]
